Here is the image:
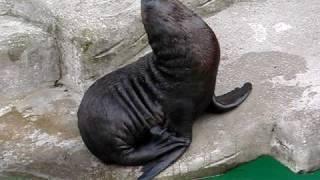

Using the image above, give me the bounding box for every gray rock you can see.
[0,0,320,179]
[0,0,10,15]
[206,0,320,174]
[6,0,256,91]
[8,0,148,91]
[0,16,60,100]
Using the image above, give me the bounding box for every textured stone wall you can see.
[0,16,60,100]
[0,0,320,179]
[2,0,248,93]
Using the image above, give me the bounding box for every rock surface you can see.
[0,16,60,100]
[4,0,257,91]
[0,0,320,179]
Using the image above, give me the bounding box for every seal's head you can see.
[141,0,219,72]
[141,0,193,61]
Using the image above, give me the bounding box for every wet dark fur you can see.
[77,0,252,179]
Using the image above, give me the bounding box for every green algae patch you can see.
[204,156,320,180]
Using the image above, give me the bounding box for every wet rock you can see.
[206,0,320,174]
[270,58,320,172]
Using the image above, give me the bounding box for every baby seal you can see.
[77,0,252,179]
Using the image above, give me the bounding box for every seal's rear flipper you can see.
[138,146,189,180]
[207,82,252,113]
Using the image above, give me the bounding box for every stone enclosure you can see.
[0,0,320,179]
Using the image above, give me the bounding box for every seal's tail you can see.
[208,82,253,113]
[139,146,188,180]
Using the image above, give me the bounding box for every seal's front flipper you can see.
[120,126,188,166]
[139,145,189,180]
[207,82,252,113]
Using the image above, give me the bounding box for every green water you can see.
[2,156,320,180]
[203,156,320,180]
